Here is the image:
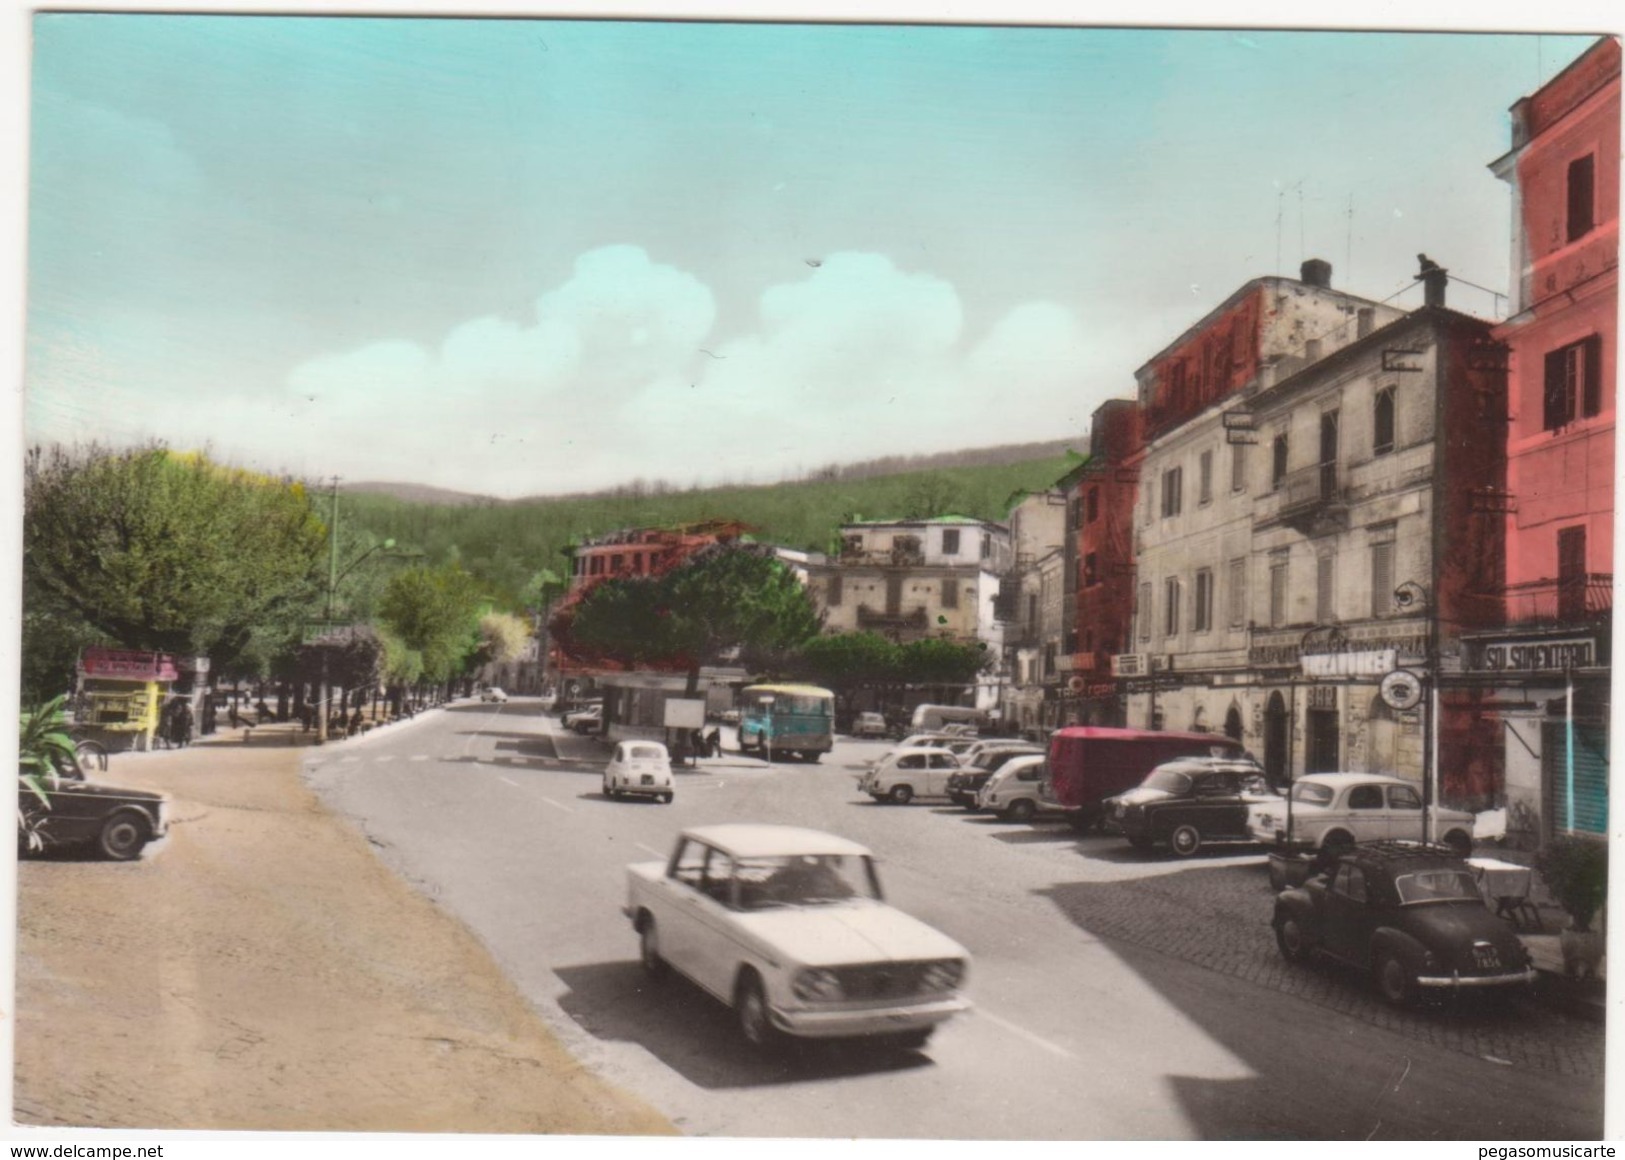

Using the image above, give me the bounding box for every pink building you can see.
[1469,38,1618,846]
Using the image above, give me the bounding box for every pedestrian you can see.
[706,727,722,758]
[177,700,194,748]
[228,698,240,729]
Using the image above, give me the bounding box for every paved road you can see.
[306,699,1603,1140]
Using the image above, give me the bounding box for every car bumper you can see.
[1415,967,1539,989]
[614,784,671,798]
[770,996,972,1038]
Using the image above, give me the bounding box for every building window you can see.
[1161,466,1183,518]
[1087,487,1100,523]
[1164,577,1181,637]
[1271,434,1289,490]
[1084,553,1098,587]
[941,528,961,555]
[1027,593,1038,630]
[610,554,624,573]
[1558,525,1587,621]
[1269,553,1289,627]
[827,574,843,607]
[1138,581,1152,642]
[941,578,959,609]
[1194,568,1213,633]
[1228,557,1247,627]
[632,553,644,574]
[1198,450,1213,505]
[842,534,863,555]
[589,555,603,576]
[980,534,991,560]
[1544,336,1604,430]
[1369,524,1397,617]
[1231,442,1248,493]
[1373,388,1396,456]
[1568,153,1596,242]
[1316,554,1335,623]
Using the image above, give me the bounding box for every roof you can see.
[1342,840,1469,869]
[1151,756,1265,775]
[741,683,836,697]
[681,824,872,859]
[1294,772,1412,788]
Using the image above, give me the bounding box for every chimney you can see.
[1305,338,1323,361]
[1300,258,1332,288]
[1418,254,1448,308]
[1357,307,1375,338]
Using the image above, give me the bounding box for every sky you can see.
[16,10,1608,498]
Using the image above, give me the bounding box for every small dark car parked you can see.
[1105,756,1273,856]
[946,745,1045,809]
[1271,841,1536,1006]
[18,751,168,861]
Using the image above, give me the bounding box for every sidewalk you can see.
[13,704,675,1134]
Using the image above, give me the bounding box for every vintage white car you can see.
[859,747,963,804]
[602,741,675,803]
[1248,772,1475,856]
[625,824,971,1050]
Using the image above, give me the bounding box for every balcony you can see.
[1503,574,1612,626]
[1272,462,1348,535]
[855,605,930,632]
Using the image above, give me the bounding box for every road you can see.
[306,698,1604,1140]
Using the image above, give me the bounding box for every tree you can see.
[23,445,328,668]
[901,472,967,520]
[785,632,901,719]
[477,611,532,666]
[897,636,993,688]
[376,562,484,684]
[553,543,822,693]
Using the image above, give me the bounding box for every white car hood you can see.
[1111,787,1172,807]
[734,902,965,967]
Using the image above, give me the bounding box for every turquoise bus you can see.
[737,683,836,763]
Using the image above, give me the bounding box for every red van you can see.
[1042,727,1246,831]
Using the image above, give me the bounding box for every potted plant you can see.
[1534,834,1608,979]
[17,695,76,853]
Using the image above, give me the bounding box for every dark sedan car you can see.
[1271,841,1536,1005]
[946,745,1045,809]
[18,751,168,861]
[1105,757,1273,856]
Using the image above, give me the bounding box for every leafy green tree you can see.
[477,612,532,666]
[897,636,993,688]
[554,543,822,693]
[785,631,901,718]
[377,562,484,684]
[19,579,110,704]
[23,445,328,668]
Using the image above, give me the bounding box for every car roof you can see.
[1152,757,1263,775]
[1295,772,1411,788]
[990,754,1045,771]
[1340,840,1470,872]
[682,824,872,859]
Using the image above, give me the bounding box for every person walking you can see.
[177,700,194,748]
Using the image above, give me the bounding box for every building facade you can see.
[1468,38,1618,847]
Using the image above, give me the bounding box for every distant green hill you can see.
[340,451,1084,609]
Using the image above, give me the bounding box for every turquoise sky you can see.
[23,16,1602,496]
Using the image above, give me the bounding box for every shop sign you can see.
[1300,648,1396,679]
[79,648,178,681]
[1469,637,1595,673]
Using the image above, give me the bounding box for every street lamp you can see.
[761,694,775,763]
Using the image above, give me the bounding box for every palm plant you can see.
[18,695,76,852]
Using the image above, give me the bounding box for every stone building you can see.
[1464,37,1618,847]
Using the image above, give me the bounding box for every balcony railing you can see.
[1272,462,1347,533]
[838,548,927,568]
[1503,574,1612,626]
[855,605,930,631]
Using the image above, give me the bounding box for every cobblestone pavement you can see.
[1038,858,1605,1080]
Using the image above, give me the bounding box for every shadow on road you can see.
[552,961,934,1090]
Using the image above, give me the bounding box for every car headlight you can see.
[792,968,844,1001]
[921,960,964,992]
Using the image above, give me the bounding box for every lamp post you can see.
[761,694,775,763]
[315,532,407,746]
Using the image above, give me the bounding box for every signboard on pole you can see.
[663,698,707,729]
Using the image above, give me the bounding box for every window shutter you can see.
[1544,348,1569,430]
[1582,334,1603,417]
[1370,541,1395,617]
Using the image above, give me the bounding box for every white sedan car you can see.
[1248,772,1475,856]
[859,747,962,804]
[626,825,971,1050]
[479,687,509,703]
[603,741,675,803]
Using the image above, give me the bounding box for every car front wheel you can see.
[1375,949,1415,1006]
[889,785,915,805]
[1275,915,1311,962]
[98,812,150,861]
[1169,824,1203,858]
[736,972,781,1050]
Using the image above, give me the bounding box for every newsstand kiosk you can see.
[73,648,179,752]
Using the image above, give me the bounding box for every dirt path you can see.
[11,721,675,1135]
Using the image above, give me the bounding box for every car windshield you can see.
[1143,768,1194,794]
[1394,869,1482,905]
[1291,782,1335,806]
[734,854,879,909]
[626,744,665,760]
